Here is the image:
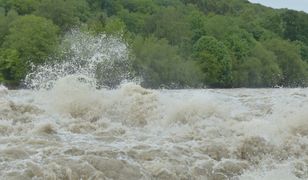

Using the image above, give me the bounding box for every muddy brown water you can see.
[0,83,307,180]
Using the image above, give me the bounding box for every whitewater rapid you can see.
[1,30,307,179]
[0,82,307,180]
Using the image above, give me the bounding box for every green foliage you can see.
[0,7,4,15]
[235,57,263,87]
[0,48,25,85]
[35,0,90,30]
[0,10,18,46]
[102,0,123,16]
[250,44,282,87]
[35,0,75,30]
[264,39,308,86]
[132,36,202,88]
[294,41,308,62]
[103,17,126,35]
[224,33,254,62]
[282,10,308,45]
[120,0,157,14]
[0,0,308,88]
[232,44,282,87]
[189,10,207,42]
[260,11,284,36]
[193,36,232,87]
[118,9,148,34]
[145,6,192,46]
[85,11,107,33]
[0,0,38,15]
[3,15,59,64]
[183,0,248,15]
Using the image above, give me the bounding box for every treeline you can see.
[0,0,308,88]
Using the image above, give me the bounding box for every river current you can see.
[0,31,307,180]
[0,83,307,180]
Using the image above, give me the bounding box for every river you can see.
[0,31,307,180]
[0,82,307,179]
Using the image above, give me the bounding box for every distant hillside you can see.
[1,0,308,88]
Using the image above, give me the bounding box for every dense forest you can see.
[0,0,308,88]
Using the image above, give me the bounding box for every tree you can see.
[0,10,18,46]
[103,17,126,35]
[3,15,59,65]
[182,0,247,15]
[260,11,284,36]
[294,41,308,63]
[264,39,308,86]
[118,9,148,34]
[0,48,25,85]
[232,44,282,87]
[193,36,232,87]
[282,10,308,45]
[250,44,281,87]
[132,36,202,88]
[224,33,254,62]
[0,0,308,88]
[235,57,263,87]
[145,6,192,46]
[0,0,38,15]
[101,0,122,16]
[188,9,207,43]
[120,0,157,14]
[35,0,90,31]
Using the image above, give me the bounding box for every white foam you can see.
[1,31,307,179]
[0,84,8,96]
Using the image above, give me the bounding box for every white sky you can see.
[248,0,308,13]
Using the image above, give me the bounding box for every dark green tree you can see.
[132,36,202,88]
[0,48,25,85]
[193,36,232,87]
[3,15,59,65]
[0,0,38,15]
[264,39,308,86]
[35,0,90,30]
[118,9,148,34]
[232,44,281,87]
[145,6,192,46]
[0,10,18,46]
[282,10,308,45]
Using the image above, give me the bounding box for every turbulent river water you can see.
[0,31,307,180]
[1,84,307,180]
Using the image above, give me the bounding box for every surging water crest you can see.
[0,31,307,180]
[24,29,132,90]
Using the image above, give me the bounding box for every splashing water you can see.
[24,30,132,89]
[0,31,307,180]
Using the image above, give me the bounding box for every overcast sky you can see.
[248,0,308,13]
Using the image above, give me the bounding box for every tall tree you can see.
[132,36,201,88]
[3,15,59,65]
[193,36,232,87]
[264,39,308,86]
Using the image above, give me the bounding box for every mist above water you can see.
[0,31,307,180]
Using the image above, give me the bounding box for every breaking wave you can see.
[0,31,307,179]
[24,29,132,90]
